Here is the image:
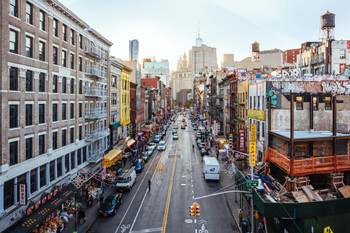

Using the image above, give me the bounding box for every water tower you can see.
[320,11,335,41]
[252,41,260,62]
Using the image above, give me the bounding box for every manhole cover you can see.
[185,219,193,224]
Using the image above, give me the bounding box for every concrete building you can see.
[237,80,249,152]
[222,54,235,68]
[143,60,170,87]
[190,36,218,74]
[0,0,112,231]
[109,57,123,148]
[129,39,139,61]
[171,53,193,100]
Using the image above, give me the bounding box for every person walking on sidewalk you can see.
[148,179,151,191]
[99,193,104,206]
[78,208,86,224]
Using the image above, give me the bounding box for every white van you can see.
[158,141,166,151]
[203,156,220,180]
[116,167,136,191]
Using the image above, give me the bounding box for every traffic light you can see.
[271,94,277,106]
[189,204,196,216]
[193,202,200,217]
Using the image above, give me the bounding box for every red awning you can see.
[127,139,136,148]
[141,127,151,133]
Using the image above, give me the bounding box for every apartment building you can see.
[0,0,112,230]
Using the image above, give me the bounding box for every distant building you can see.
[171,53,193,100]
[143,60,170,87]
[283,48,301,65]
[129,39,139,61]
[190,36,217,74]
[179,89,192,105]
[130,82,138,137]
[222,54,235,68]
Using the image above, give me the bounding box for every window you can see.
[10,0,18,17]
[9,141,18,166]
[9,67,18,91]
[312,96,318,110]
[25,104,33,126]
[4,179,14,209]
[39,73,45,92]
[53,18,58,36]
[57,158,62,178]
[340,50,346,59]
[62,24,67,41]
[39,104,45,124]
[70,29,75,45]
[53,47,58,64]
[79,34,83,49]
[9,105,18,128]
[62,77,67,93]
[50,161,55,182]
[53,104,57,121]
[40,165,46,188]
[65,154,70,172]
[52,132,57,149]
[30,169,37,194]
[62,103,66,120]
[26,70,33,91]
[39,41,45,61]
[77,149,82,165]
[253,96,256,109]
[258,96,260,109]
[296,96,303,110]
[53,75,58,93]
[70,53,74,69]
[26,138,33,160]
[83,146,87,162]
[10,30,18,53]
[70,128,74,143]
[79,57,82,71]
[26,2,33,24]
[79,126,82,140]
[26,36,33,57]
[62,129,67,146]
[39,10,45,30]
[39,135,45,155]
[249,96,252,109]
[70,103,74,119]
[79,103,82,117]
[79,80,83,94]
[71,152,76,169]
[62,50,66,67]
[325,96,332,110]
[70,78,75,94]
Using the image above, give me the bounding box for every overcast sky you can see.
[60,0,350,70]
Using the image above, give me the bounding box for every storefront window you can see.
[4,179,15,209]
[30,169,37,194]
[71,152,76,169]
[83,146,87,163]
[17,173,26,204]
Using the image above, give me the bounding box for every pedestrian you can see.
[239,209,243,227]
[122,157,126,167]
[78,208,86,224]
[88,195,94,207]
[99,193,104,206]
[148,179,151,191]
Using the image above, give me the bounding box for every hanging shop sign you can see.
[249,141,256,167]
[248,109,265,121]
[19,184,26,205]
[229,133,233,149]
[250,123,256,141]
[238,129,246,152]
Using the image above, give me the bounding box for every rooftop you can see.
[271,130,350,140]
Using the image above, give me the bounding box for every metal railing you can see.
[85,66,107,80]
[88,145,108,162]
[85,109,107,119]
[85,87,107,97]
[85,129,109,142]
[85,45,106,60]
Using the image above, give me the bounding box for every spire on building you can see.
[177,55,183,70]
[196,23,203,46]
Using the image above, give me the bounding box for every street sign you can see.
[247,180,259,187]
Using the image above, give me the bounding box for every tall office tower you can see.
[129,39,139,61]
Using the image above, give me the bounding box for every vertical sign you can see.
[19,184,26,205]
[250,124,256,141]
[229,133,233,149]
[249,141,256,167]
[238,129,246,152]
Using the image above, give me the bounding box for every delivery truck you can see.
[203,156,220,180]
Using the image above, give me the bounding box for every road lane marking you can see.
[131,227,162,233]
[161,138,179,233]
[182,175,187,178]
[129,185,151,232]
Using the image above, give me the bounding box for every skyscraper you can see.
[191,36,217,74]
[129,39,139,61]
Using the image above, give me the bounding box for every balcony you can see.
[85,87,107,98]
[85,66,107,80]
[267,148,350,177]
[85,129,109,142]
[85,45,102,59]
[311,53,325,65]
[85,109,107,119]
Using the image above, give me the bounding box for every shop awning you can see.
[6,184,76,233]
[112,121,122,129]
[103,149,122,167]
[127,139,136,148]
[141,127,151,133]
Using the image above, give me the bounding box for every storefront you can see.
[110,122,122,148]
[6,184,78,233]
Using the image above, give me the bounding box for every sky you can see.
[60,0,350,71]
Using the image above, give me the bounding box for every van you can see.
[203,156,220,180]
[116,167,136,191]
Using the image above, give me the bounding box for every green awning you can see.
[112,122,122,129]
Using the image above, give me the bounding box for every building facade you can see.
[0,0,112,231]
[237,80,249,152]
[129,39,139,61]
[121,66,131,138]
[283,48,300,65]
[143,60,170,87]
[171,53,193,100]
[191,37,218,75]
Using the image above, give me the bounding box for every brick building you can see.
[283,48,301,65]
[0,0,112,231]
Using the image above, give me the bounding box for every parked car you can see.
[172,129,177,134]
[154,135,161,143]
[147,147,154,156]
[173,134,178,140]
[198,142,207,149]
[193,126,198,131]
[174,124,178,129]
[99,193,123,216]
[196,139,202,146]
[142,152,149,162]
[148,143,156,151]
[116,167,136,191]
[158,141,166,151]
[132,159,145,173]
[181,125,186,129]
[200,148,209,156]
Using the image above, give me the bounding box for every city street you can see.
[90,115,239,233]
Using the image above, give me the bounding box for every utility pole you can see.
[250,155,254,233]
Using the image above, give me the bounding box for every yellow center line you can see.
[161,138,180,233]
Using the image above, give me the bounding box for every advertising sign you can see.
[248,109,265,121]
[238,129,246,152]
[19,184,26,205]
[250,124,256,141]
[229,133,233,149]
[249,141,256,167]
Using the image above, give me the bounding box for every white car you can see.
[174,124,178,129]
[148,143,156,151]
[173,134,178,140]
[147,147,154,156]
[158,141,166,151]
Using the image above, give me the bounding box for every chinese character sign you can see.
[238,129,246,152]
[229,133,233,149]
[20,184,26,205]
[249,141,256,167]
[250,124,256,141]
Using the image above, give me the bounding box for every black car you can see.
[200,148,209,156]
[100,193,123,216]
[198,142,206,149]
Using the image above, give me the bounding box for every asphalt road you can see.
[91,115,239,233]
